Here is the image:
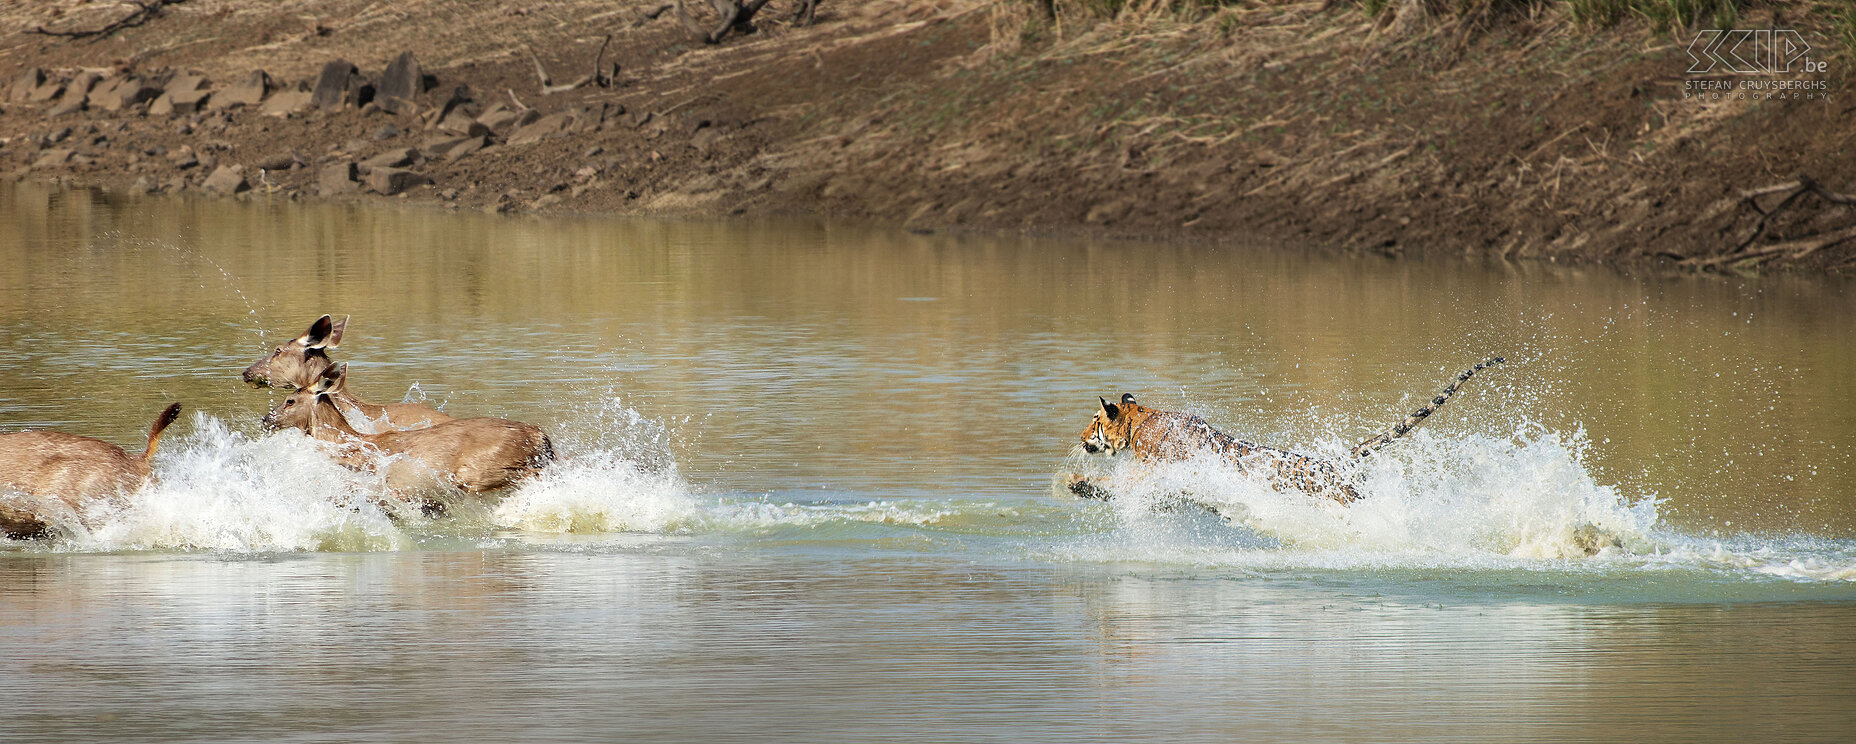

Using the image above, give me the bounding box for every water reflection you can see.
[3,553,1852,742]
[2,184,1852,533]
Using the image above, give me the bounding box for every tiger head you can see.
[1080,393,1140,454]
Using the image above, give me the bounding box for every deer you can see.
[243,314,453,433]
[0,402,182,539]
[261,364,553,495]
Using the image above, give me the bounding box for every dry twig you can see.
[1682,175,1856,269]
[27,0,187,41]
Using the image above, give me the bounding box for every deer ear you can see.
[325,315,347,348]
[1120,393,1137,406]
[300,315,336,349]
[310,363,344,394]
[1100,396,1120,421]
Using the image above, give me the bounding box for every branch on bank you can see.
[675,0,815,44]
[527,35,616,95]
[1684,176,1856,270]
[26,0,187,41]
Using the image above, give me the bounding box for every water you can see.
[2,184,1854,742]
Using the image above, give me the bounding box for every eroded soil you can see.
[1,0,1851,273]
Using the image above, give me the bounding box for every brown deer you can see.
[0,402,183,539]
[243,314,452,433]
[261,364,553,494]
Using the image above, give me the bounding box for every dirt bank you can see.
[1,0,1851,273]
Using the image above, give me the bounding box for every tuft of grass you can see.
[1832,0,1856,57]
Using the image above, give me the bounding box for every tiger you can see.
[1071,357,1505,504]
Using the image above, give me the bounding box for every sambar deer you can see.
[243,314,452,433]
[261,364,552,494]
[0,402,182,539]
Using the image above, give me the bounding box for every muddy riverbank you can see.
[1,0,1850,273]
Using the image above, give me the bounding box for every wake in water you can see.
[1054,421,1856,581]
[1062,423,1658,559]
[1,395,698,553]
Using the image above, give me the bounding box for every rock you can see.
[691,127,723,152]
[373,125,400,141]
[31,148,73,170]
[506,112,574,146]
[131,175,155,194]
[255,152,300,171]
[476,106,521,135]
[318,162,359,195]
[48,72,99,117]
[202,165,248,194]
[365,167,431,195]
[91,75,163,112]
[8,68,43,103]
[150,72,211,117]
[259,89,313,117]
[362,147,421,169]
[45,127,73,145]
[27,77,64,104]
[436,109,490,137]
[170,145,198,170]
[422,135,485,161]
[1085,199,1133,225]
[375,51,428,105]
[311,60,359,110]
[208,70,271,110]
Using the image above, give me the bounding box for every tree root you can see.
[528,35,616,95]
[1682,176,1856,270]
[27,0,187,41]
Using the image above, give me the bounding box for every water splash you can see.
[1053,422,1856,581]
[77,415,408,552]
[492,396,697,534]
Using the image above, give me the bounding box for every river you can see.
[2,184,1853,742]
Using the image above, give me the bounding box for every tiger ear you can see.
[1100,396,1120,421]
[1120,393,1137,406]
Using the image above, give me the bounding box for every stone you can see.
[375,51,428,105]
[436,109,490,138]
[311,60,358,110]
[378,96,416,116]
[691,127,723,152]
[318,162,359,195]
[209,70,271,110]
[91,75,163,112]
[476,106,520,135]
[422,135,485,161]
[27,78,64,103]
[47,72,100,117]
[362,147,421,169]
[8,68,43,103]
[365,167,431,195]
[506,112,574,146]
[259,89,313,117]
[31,148,74,169]
[202,165,249,194]
[373,125,400,141]
[149,72,211,117]
[255,152,299,171]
